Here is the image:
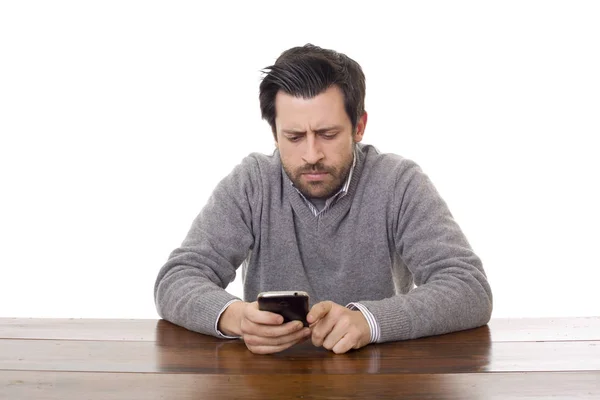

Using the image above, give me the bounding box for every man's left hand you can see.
[307,301,371,354]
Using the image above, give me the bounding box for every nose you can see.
[302,134,324,165]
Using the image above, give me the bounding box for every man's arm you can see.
[153,157,258,337]
[359,161,493,342]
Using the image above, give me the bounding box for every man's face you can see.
[275,85,366,199]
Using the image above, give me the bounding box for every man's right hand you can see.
[218,301,311,354]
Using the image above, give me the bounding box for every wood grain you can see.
[2,370,599,400]
[0,318,216,343]
[2,317,600,343]
[2,337,599,374]
[2,317,599,399]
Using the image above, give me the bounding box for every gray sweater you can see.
[154,144,493,342]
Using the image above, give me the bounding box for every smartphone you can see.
[257,291,310,327]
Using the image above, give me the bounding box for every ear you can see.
[354,112,368,143]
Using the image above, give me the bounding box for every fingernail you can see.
[296,321,304,329]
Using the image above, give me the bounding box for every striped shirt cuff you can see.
[215,299,243,339]
[346,302,381,343]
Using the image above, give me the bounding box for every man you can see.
[154,44,493,355]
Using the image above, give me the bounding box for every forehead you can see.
[274,85,350,130]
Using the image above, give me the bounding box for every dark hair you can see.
[259,44,366,140]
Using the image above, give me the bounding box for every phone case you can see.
[257,293,309,327]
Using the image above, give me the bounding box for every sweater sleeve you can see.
[359,161,493,342]
[153,157,259,336]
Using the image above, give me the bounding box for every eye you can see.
[287,136,302,142]
[321,132,338,139]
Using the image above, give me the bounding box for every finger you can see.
[310,315,337,347]
[244,320,305,339]
[247,336,306,355]
[307,301,333,324]
[245,301,284,325]
[246,328,311,354]
[331,333,358,354]
[245,326,310,347]
[322,320,349,351]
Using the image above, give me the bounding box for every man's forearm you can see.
[361,270,492,342]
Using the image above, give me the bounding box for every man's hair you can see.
[259,44,366,140]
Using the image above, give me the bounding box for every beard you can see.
[283,147,354,200]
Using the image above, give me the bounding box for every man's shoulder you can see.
[358,144,432,205]
[237,150,281,175]
[213,150,281,200]
[360,144,420,177]
[245,149,280,165]
[225,150,281,188]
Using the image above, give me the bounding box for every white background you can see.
[1,1,598,319]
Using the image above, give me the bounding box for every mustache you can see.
[297,163,334,174]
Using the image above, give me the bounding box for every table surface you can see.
[1,317,599,399]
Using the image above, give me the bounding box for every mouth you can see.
[302,171,329,181]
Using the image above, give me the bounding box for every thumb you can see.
[307,301,334,324]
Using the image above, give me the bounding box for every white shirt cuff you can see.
[215,299,243,339]
[346,302,381,343]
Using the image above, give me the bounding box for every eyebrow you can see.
[282,125,343,135]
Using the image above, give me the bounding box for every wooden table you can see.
[1,317,599,399]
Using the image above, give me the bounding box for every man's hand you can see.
[307,301,371,354]
[218,301,311,354]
